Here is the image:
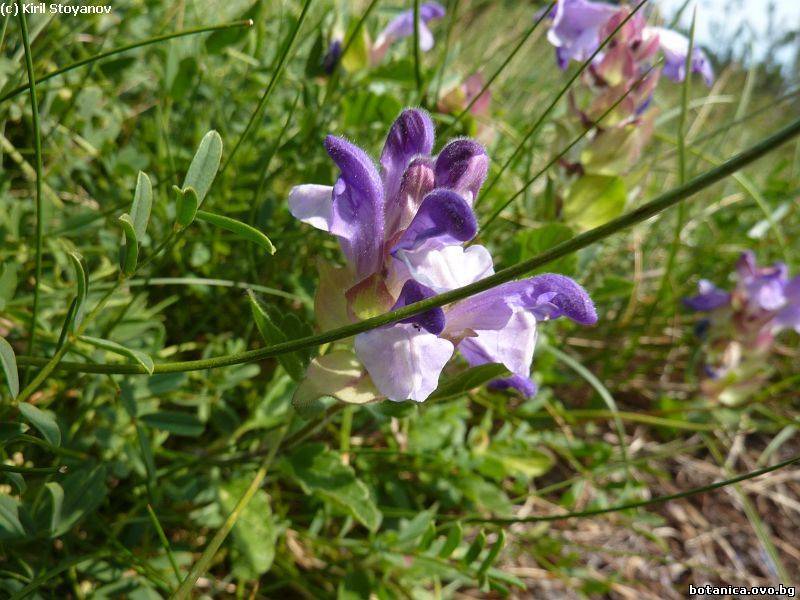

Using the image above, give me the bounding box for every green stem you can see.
[219,0,313,176]
[17,5,43,386]
[481,60,661,226]
[146,503,182,587]
[0,20,254,104]
[14,113,800,376]
[543,345,631,479]
[463,453,800,524]
[478,0,649,204]
[654,9,696,305]
[0,463,65,475]
[172,418,292,599]
[444,0,555,136]
[412,0,422,97]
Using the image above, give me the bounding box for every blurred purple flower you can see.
[371,2,446,64]
[683,279,731,312]
[542,2,715,87]
[546,0,621,69]
[644,26,714,86]
[322,39,343,74]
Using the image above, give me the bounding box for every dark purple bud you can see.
[393,279,445,335]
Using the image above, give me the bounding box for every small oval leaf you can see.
[182,130,223,207]
[174,185,199,228]
[130,171,153,239]
[18,402,61,447]
[196,210,276,254]
[117,214,139,276]
[0,336,19,399]
[66,251,88,328]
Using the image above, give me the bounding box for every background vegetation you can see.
[1,0,798,597]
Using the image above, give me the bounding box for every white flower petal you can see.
[398,244,494,293]
[288,184,334,231]
[354,323,454,402]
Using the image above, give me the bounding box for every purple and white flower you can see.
[289,109,597,402]
[371,2,446,64]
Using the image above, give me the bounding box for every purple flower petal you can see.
[488,375,538,397]
[322,39,343,74]
[547,0,620,67]
[325,135,385,279]
[734,251,790,311]
[434,139,489,204]
[381,109,435,229]
[745,265,788,311]
[288,184,333,231]
[648,27,714,86]
[387,157,436,239]
[354,323,454,402]
[392,279,445,335]
[683,279,731,312]
[776,276,800,333]
[390,189,477,253]
[373,2,446,58]
[485,274,598,325]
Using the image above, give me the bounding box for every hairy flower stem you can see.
[15,113,800,376]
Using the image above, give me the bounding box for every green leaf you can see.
[18,402,61,447]
[438,522,463,558]
[196,210,276,254]
[174,185,199,228]
[427,364,507,403]
[130,171,153,239]
[477,530,505,576]
[141,411,204,437]
[181,130,223,206]
[218,478,279,579]
[44,482,65,537]
[79,335,154,374]
[563,174,627,230]
[247,290,306,381]
[341,20,371,72]
[503,223,577,276]
[463,530,486,565]
[0,336,19,399]
[0,494,26,541]
[483,446,554,479]
[117,213,139,276]
[287,443,382,531]
[51,465,108,537]
[67,251,88,327]
[0,263,17,310]
[0,421,27,443]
